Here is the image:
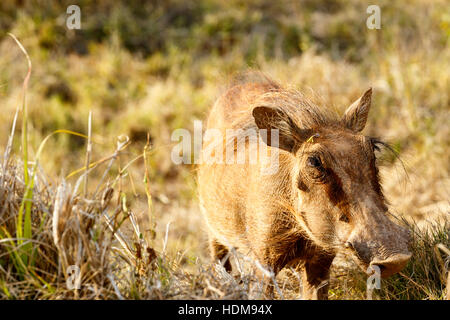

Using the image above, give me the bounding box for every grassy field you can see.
[0,0,448,299]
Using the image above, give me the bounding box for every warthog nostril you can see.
[370,253,412,278]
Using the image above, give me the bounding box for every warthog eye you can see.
[339,213,350,223]
[307,156,322,168]
[305,155,326,181]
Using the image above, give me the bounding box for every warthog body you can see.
[198,75,411,299]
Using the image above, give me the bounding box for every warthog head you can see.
[252,88,411,277]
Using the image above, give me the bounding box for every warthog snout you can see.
[370,253,412,278]
[346,220,412,278]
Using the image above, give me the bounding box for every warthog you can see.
[198,75,411,299]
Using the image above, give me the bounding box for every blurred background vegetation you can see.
[0,0,448,298]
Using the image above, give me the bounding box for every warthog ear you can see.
[252,106,309,153]
[342,88,372,132]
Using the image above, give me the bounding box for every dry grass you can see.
[0,107,449,300]
[0,157,118,299]
[0,152,299,299]
[0,67,448,299]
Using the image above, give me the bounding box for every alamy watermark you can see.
[66,5,81,30]
[171,120,280,175]
[366,5,381,29]
[66,265,81,290]
[366,265,381,300]
[64,4,381,34]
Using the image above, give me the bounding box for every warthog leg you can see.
[301,252,335,300]
[209,238,232,272]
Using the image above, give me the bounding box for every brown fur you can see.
[198,74,411,299]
